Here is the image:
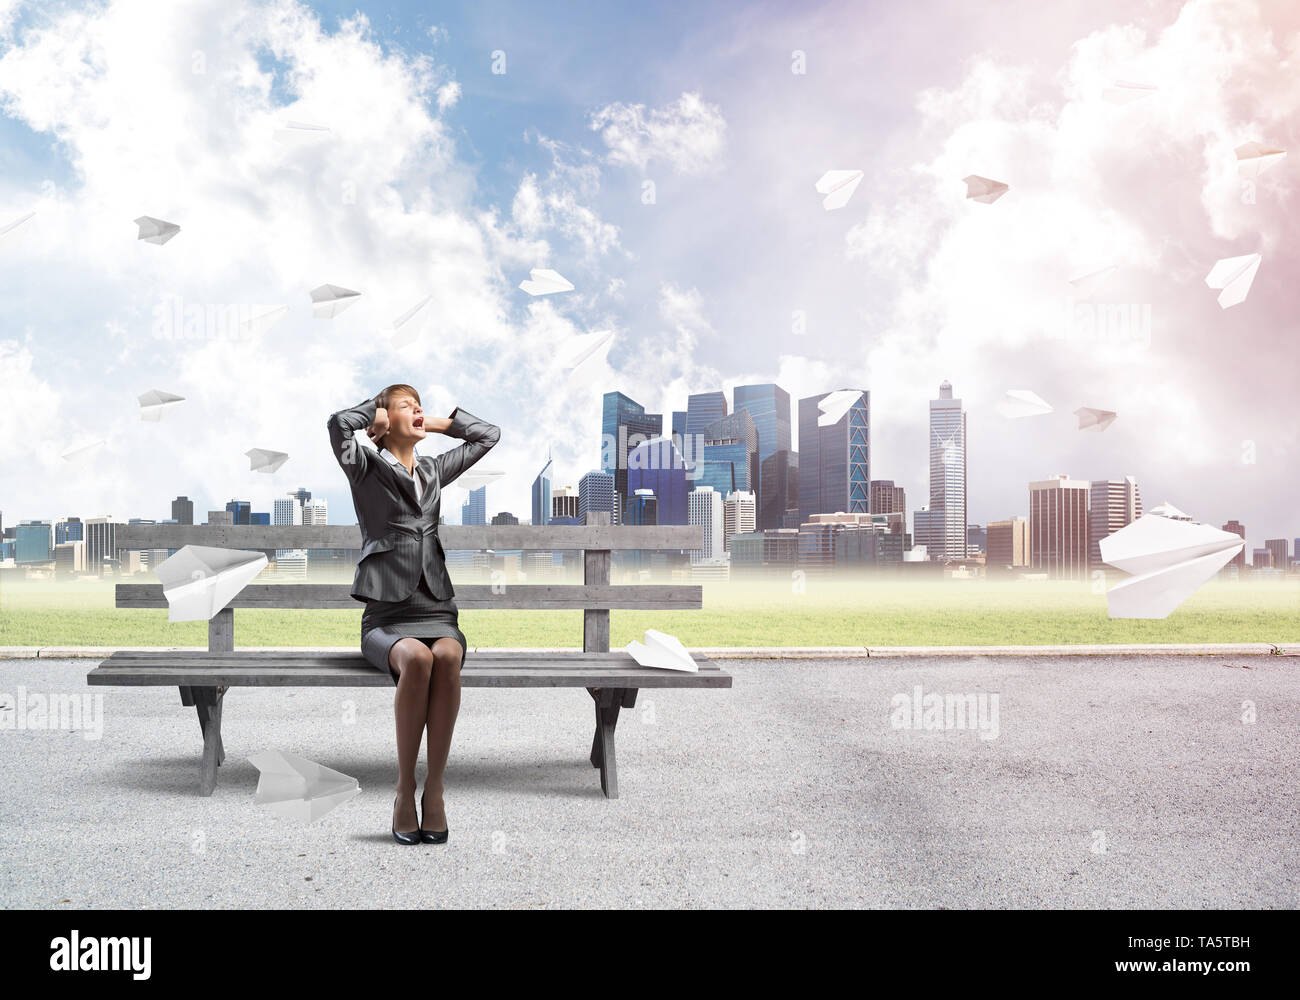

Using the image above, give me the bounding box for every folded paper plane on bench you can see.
[624,628,699,673]
[247,750,361,823]
[153,545,269,621]
[1098,511,1244,619]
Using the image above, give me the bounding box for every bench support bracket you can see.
[191,686,227,796]
[586,687,637,799]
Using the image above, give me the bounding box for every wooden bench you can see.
[87,516,732,798]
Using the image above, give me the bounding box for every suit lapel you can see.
[418,456,438,515]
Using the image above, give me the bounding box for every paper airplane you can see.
[815,170,864,211]
[996,389,1052,418]
[624,628,699,673]
[817,389,861,426]
[448,468,505,491]
[388,294,433,347]
[153,545,269,622]
[246,448,289,473]
[963,175,1009,203]
[247,750,360,823]
[1099,513,1244,619]
[1103,81,1158,104]
[134,216,181,245]
[519,268,574,296]
[138,389,185,420]
[1235,141,1286,178]
[241,305,289,337]
[1204,253,1260,309]
[274,120,331,142]
[559,329,615,388]
[1068,264,1118,296]
[60,439,106,462]
[310,284,361,318]
[1147,501,1193,521]
[1,211,35,238]
[1075,407,1117,431]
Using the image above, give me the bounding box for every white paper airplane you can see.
[815,170,864,211]
[134,216,181,245]
[273,120,331,142]
[138,389,185,420]
[1075,407,1117,431]
[0,211,35,238]
[817,389,862,426]
[388,294,433,347]
[559,329,615,388]
[241,305,289,337]
[246,448,289,473]
[1234,141,1285,178]
[1204,253,1261,309]
[449,468,506,491]
[996,389,1052,418]
[519,268,574,296]
[60,439,106,462]
[153,545,269,622]
[624,628,699,673]
[1102,81,1158,104]
[963,175,1009,203]
[1099,513,1244,619]
[1068,264,1119,296]
[1147,501,1193,521]
[310,283,361,318]
[247,749,360,823]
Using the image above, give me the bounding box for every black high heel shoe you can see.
[392,794,421,846]
[419,788,449,844]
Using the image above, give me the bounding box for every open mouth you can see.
[413,417,424,428]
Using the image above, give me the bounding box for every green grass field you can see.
[1,573,1296,648]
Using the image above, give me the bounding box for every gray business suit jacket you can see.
[327,397,501,603]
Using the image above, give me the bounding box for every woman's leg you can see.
[389,638,434,832]
[421,637,464,831]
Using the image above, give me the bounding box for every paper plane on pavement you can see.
[247,750,360,823]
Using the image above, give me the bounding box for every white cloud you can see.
[587,91,726,174]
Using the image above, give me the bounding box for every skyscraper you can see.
[702,410,759,498]
[734,383,792,529]
[1029,474,1089,580]
[1088,476,1142,569]
[531,450,553,527]
[797,390,869,523]
[1221,521,1246,573]
[602,391,663,515]
[869,479,906,515]
[628,435,690,524]
[929,381,967,559]
[1264,538,1289,571]
[688,485,725,564]
[987,517,1030,569]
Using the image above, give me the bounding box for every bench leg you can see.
[179,685,195,707]
[191,686,226,796]
[586,687,637,799]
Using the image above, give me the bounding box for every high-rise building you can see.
[722,490,757,552]
[552,485,579,522]
[461,485,486,526]
[532,450,553,527]
[84,517,121,576]
[734,383,792,530]
[225,500,251,525]
[758,448,798,531]
[1029,475,1089,580]
[929,381,967,559]
[171,496,194,525]
[986,517,1030,569]
[602,391,663,515]
[578,469,618,524]
[966,524,986,554]
[797,389,869,523]
[1088,476,1142,569]
[1252,548,1272,569]
[870,479,906,515]
[703,410,759,502]
[628,435,690,524]
[1264,538,1289,572]
[688,485,725,564]
[912,506,944,559]
[1221,521,1247,570]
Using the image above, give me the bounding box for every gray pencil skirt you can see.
[360,573,468,685]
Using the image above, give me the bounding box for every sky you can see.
[0,0,1297,557]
